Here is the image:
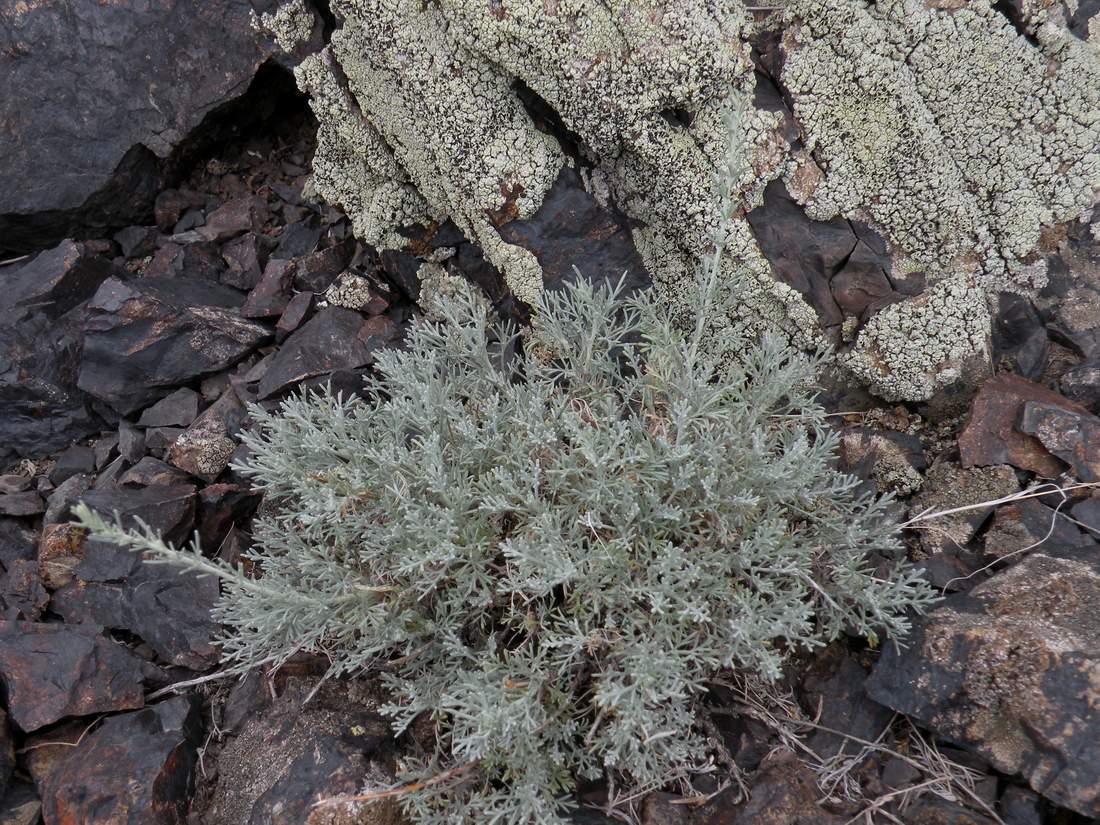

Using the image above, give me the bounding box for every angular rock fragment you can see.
[118,419,146,463]
[113,225,159,259]
[0,521,36,568]
[0,493,44,518]
[58,484,216,668]
[258,308,400,399]
[0,306,102,461]
[991,294,1048,383]
[1059,360,1100,410]
[40,696,202,825]
[982,498,1094,560]
[3,240,120,319]
[167,388,247,482]
[49,445,96,486]
[273,220,323,259]
[1017,401,1100,483]
[37,523,88,590]
[0,621,145,732]
[155,190,206,232]
[292,238,355,292]
[0,478,31,496]
[498,166,650,298]
[198,196,264,242]
[207,693,390,825]
[197,484,262,553]
[43,473,92,525]
[137,388,202,429]
[222,232,269,290]
[78,484,197,547]
[958,374,1083,477]
[241,259,295,318]
[78,276,270,414]
[275,291,315,343]
[0,560,48,620]
[119,457,193,488]
[867,548,1100,817]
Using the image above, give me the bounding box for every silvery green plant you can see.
[75,107,935,824]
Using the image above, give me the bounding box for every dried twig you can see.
[314,760,480,808]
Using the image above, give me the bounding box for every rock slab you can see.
[868,548,1100,818]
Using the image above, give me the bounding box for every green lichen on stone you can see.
[781,0,1100,289]
[255,0,316,52]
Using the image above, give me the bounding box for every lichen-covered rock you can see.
[263,0,1100,401]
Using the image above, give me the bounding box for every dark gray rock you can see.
[78,276,270,414]
[241,259,294,319]
[58,485,217,669]
[118,420,146,463]
[275,290,315,343]
[0,1,280,252]
[1018,400,1100,483]
[258,308,401,399]
[222,233,269,291]
[0,241,121,460]
[44,473,93,526]
[0,560,48,620]
[137,388,202,429]
[992,293,1049,382]
[291,238,355,293]
[273,220,322,260]
[0,521,35,568]
[207,687,390,825]
[1060,360,1100,410]
[498,164,650,300]
[198,196,265,242]
[49,445,96,486]
[0,477,30,496]
[119,458,193,488]
[0,493,44,518]
[113,225,159,259]
[0,621,145,733]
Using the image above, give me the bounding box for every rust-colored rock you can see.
[867,548,1100,817]
[37,523,87,590]
[957,374,1087,477]
[0,621,145,733]
[41,696,202,825]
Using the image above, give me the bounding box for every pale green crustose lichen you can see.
[261,0,1100,400]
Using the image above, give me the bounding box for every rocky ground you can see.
[5,4,1100,825]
